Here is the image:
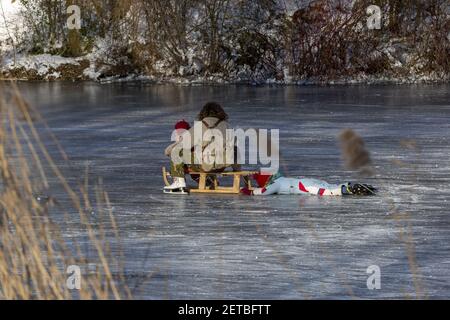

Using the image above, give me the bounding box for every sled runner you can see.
[162,167,257,194]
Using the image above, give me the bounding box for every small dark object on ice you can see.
[34,194,51,204]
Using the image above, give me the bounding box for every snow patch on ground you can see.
[4,54,78,74]
[1,53,85,80]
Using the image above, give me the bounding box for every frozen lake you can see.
[17,82,450,299]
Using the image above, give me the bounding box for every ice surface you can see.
[16,83,450,299]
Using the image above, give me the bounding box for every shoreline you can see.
[1,72,448,86]
[2,77,448,86]
[1,54,448,86]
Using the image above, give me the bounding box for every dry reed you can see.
[338,128,426,299]
[339,128,373,175]
[0,82,130,300]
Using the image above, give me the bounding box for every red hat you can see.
[252,173,272,188]
[175,120,190,131]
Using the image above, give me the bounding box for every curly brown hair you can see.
[197,102,229,121]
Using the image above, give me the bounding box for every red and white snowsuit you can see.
[250,174,346,196]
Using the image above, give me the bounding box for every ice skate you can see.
[163,177,188,194]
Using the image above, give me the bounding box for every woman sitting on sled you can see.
[240,172,377,196]
[164,102,240,193]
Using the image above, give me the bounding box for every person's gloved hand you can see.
[240,187,253,196]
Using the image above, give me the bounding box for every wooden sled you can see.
[162,167,257,194]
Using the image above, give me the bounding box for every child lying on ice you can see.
[241,172,377,196]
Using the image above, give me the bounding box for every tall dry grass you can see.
[338,128,426,299]
[0,83,130,300]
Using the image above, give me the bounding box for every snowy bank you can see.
[1,1,448,84]
[1,50,448,85]
[2,53,90,80]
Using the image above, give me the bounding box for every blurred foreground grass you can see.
[0,83,130,299]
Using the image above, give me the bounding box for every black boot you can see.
[342,182,377,196]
